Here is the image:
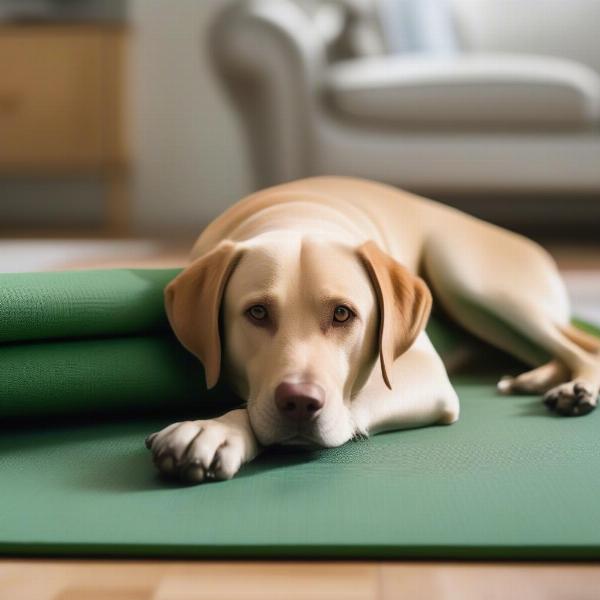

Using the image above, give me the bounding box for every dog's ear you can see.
[357,240,432,390]
[164,241,242,389]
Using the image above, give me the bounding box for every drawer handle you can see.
[0,92,22,114]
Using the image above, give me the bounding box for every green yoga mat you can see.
[1,377,599,559]
[0,337,207,419]
[0,269,214,419]
[1,268,599,559]
[0,269,180,343]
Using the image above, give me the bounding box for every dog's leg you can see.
[145,409,261,483]
[352,334,460,436]
[423,234,600,416]
[497,359,570,395]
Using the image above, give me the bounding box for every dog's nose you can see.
[275,382,325,421]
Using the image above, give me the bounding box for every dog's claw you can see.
[497,375,514,395]
[145,433,158,449]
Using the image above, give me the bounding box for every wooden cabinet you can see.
[0,25,129,232]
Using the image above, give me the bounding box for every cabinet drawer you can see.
[0,26,126,171]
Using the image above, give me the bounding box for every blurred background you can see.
[0,0,598,319]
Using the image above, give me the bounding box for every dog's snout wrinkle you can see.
[275,381,325,422]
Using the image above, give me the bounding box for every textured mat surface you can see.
[0,337,207,418]
[1,376,600,560]
[0,269,209,418]
[0,269,179,343]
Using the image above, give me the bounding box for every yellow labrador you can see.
[146,176,600,483]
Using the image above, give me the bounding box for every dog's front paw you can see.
[543,380,598,416]
[145,410,259,483]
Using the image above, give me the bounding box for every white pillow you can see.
[377,0,458,55]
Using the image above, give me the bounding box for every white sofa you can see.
[209,0,600,222]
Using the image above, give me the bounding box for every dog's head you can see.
[165,234,431,447]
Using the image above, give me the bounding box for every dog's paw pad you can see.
[543,381,597,417]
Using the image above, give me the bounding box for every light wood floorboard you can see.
[2,560,600,599]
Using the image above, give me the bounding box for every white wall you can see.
[129,0,253,234]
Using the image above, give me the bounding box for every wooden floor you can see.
[2,236,600,597]
[49,239,600,272]
[1,560,600,599]
[1,235,600,272]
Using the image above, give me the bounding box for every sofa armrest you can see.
[210,0,328,186]
[325,54,600,128]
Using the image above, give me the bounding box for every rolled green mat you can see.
[0,336,211,419]
[0,268,181,343]
[0,268,209,419]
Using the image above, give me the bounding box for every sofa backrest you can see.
[290,0,600,76]
[450,0,600,75]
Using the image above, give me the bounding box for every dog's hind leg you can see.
[497,325,600,398]
[497,359,569,395]
[423,231,600,416]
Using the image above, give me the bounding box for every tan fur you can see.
[147,176,599,484]
[498,360,570,395]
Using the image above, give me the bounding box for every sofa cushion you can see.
[325,54,600,128]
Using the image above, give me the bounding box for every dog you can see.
[145,176,600,483]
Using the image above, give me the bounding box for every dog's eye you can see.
[333,305,353,324]
[247,304,268,322]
